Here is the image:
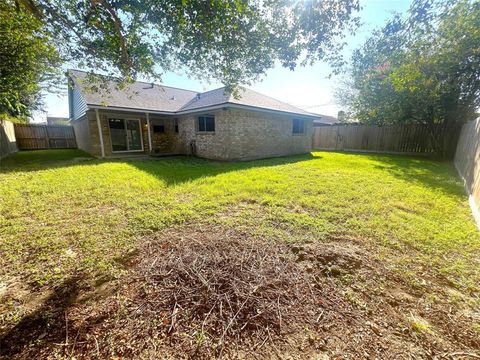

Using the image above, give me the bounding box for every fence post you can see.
[43,125,50,149]
[335,126,339,150]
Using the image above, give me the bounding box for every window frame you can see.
[153,125,165,133]
[197,114,215,133]
[152,119,165,134]
[292,118,306,135]
[108,117,144,153]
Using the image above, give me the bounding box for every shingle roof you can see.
[180,87,315,117]
[68,69,319,118]
[68,70,197,112]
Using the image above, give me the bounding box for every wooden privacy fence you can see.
[454,118,480,226]
[313,123,449,155]
[14,124,77,150]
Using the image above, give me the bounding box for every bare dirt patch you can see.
[1,227,479,359]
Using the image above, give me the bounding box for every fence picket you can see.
[313,123,459,157]
[14,124,77,150]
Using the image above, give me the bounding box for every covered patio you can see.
[92,109,183,158]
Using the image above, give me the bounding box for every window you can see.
[197,115,215,132]
[292,118,305,134]
[153,125,165,133]
[152,119,167,134]
[108,118,143,152]
[174,118,179,133]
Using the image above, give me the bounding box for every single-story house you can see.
[68,69,320,161]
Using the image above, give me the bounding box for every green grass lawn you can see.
[1,149,478,290]
[1,149,480,356]
[0,150,480,290]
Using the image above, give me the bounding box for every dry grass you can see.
[3,227,479,359]
[73,229,331,358]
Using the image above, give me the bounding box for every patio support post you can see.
[146,112,152,153]
[95,108,105,158]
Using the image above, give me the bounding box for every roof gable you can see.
[68,69,319,118]
[68,70,197,113]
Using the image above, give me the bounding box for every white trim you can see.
[146,113,152,153]
[87,103,321,119]
[108,117,144,153]
[89,105,173,116]
[454,162,480,229]
[95,108,105,158]
[179,103,320,119]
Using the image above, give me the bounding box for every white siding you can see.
[70,86,88,120]
[454,118,480,228]
[71,114,91,153]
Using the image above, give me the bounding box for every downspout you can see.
[95,108,105,158]
[146,112,152,154]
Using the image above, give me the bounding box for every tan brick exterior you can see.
[86,110,149,157]
[178,108,313,160]
[80,108,312,160]
[150,117,184,155]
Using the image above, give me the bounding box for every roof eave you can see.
[178,102,321,119]
[87,104,176,116]
[86,102,321,119]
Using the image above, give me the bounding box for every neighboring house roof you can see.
[68,69,320,119]
[313,114,338,125]
[47,116,70,125]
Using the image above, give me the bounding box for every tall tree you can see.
[0,2,61,120]
[337,0,480,158]
[2,0,361,119]
[15,0,360,88]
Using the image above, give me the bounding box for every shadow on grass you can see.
[0,247,140,358]
[0,149,95,173]
[128,153,320,186]
[1,149,321,186]
[0,275,83,358]
[1,149,464,197]
[310,150,464,197]
[369,154,463,197]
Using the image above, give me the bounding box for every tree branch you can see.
[91,0,132,71]
[15,0,42,18]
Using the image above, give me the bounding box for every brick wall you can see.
[83,108,313,160]
[178,110,231,160]
[179,108,313,161]
[226,108,313,160]
[150,117,184,155]
[86,110,150,157]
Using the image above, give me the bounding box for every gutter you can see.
[88,105,174,116]
[178,102,321,119]
[86,103,321,120]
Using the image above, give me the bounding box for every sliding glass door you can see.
[108,118,143,152]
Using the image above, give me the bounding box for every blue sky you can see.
[39,0,411,122]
